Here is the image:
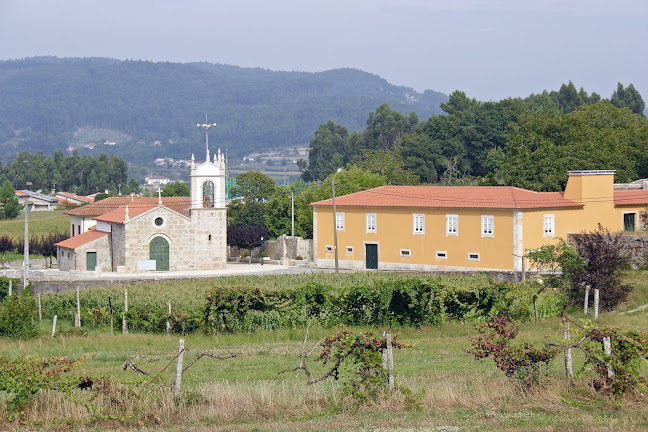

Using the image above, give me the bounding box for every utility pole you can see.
[332,168,342,273]
[291,187,295,237]
[23,200,29,290]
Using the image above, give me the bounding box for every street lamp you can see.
[260,236,264,265]
[332,168,342,273]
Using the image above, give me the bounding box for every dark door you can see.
[623,213,636,232]
[150,237,170,271]
[86,252,97,271]
[365,243,378,269]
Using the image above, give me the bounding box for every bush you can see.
[0,289,39,339]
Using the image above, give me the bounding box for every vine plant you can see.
[469,316,648,397]
[279,326,408,407]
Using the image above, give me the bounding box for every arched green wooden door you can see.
[150,237,169,271]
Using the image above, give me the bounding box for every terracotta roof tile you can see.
[55,229,108,250]
[614,190,648,206]
[310,186,583,210]
[64,196,190,217]
[94,204,158,223]
[56,192,94,203]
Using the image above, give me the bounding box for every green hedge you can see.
[202,278,566,333]
[38,275,565,334]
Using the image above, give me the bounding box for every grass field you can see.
[0,209,68,239]
[1,273,647,430]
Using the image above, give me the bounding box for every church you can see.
[55,149,227,272]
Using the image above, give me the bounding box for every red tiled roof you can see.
[55,229,109,250]
[310,185,583,210]
[64,196,190,217]
[56,192,94,203]
[94,204,158,223]
[614,190,648,206]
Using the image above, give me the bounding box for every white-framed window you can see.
[346,246,354,254]
[436,251,447,259]
[400,249,411,257]
[481,215,494,238]
[366,213,376,233]
[325,245,333,253]
[413,213,424,234]
[543,214,555,237]
[335,212,345,231]
[446,214,458,236]
[468,252,480,261]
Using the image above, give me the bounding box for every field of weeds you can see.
[0,272,647,430]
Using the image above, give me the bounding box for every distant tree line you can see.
[300,82,647,191]
[0,150,130,196]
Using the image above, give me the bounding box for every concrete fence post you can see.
[594,289,600,320]
[563,318,574,386]
[603,336,614,379]
[51,315,57,339]
[174,339,185,397]
[584,284,590,315]
[75,286,81,328]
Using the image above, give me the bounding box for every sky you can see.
[0,0,646,102]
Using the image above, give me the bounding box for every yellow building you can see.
[311,170,648,272]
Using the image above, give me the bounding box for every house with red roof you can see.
[310,170,648,272]
[55,149,227,272]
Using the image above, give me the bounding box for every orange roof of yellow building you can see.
[310,185,585,210]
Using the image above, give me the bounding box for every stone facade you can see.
[57,235,111,272]
[56,149,228,272]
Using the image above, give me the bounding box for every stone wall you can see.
[265,236,312,261]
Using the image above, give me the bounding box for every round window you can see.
[154,217,164,226]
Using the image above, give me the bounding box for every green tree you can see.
[161,182,190,197]
[362,103,418,152]
[611,83,646,116]
[1,197,21,219]
[228,171,277,229]
[440,90,480,115]
[0,180,13,203]
[502,101,648,191]
[351,149,419,185]
[301,120,349,182]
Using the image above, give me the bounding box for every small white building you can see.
[15,190,60,211]
[145,176,171,186]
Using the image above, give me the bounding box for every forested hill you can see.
[0,56,447,163]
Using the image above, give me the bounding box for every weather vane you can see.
[196,114,217,160]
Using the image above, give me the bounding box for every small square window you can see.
[400,249,411,257]
[413,214,424,234]
[346,246,354,254]
[468,252,480,261]
[446,214,458,236]
[436,251,447,259]
[325,245,333,253]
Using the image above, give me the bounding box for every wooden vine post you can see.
[108,296,114,336]
[75,286,81,328]
[173,339,185,397]
[37,292,42,324]
[383,331,394,391]
[51,315,57,339]
[603,336,614,379]
[166,301,171,335]
[562,318,574,386]
[122,288,128,334]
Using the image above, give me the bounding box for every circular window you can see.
[154,217,164,226]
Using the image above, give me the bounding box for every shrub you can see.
[0,289,39,339]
